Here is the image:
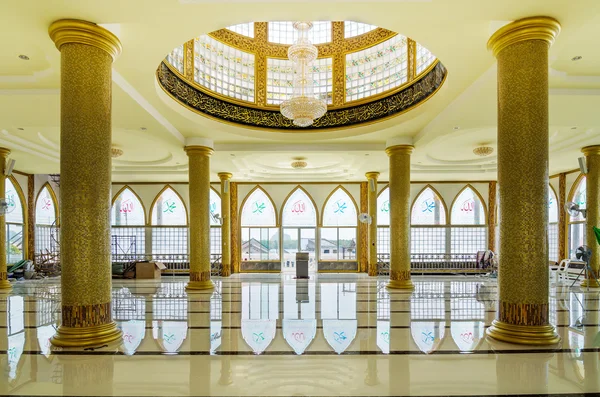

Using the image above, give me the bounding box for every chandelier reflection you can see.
[280,22,327,127]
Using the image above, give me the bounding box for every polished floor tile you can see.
[0,274,599,396]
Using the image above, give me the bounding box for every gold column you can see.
[218,172,233,277]
[366,172,379,276]
[486,17,561,345]
[558,173,567,261]
[48,19,122,346]
[230,182,239,274]
[27,174,35,261]
[386,140,414,289]
[582,146,600,287]
[185,138,214,290]
[359,181,368,272]
[0,148,11,290]
[488,181,497,253]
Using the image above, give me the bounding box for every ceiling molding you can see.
[425,154,497,165]
[1,130,59,158]
[37,132,60,150]
[113,153,174,166]
[214,143,385,152]
[0,89,59,95]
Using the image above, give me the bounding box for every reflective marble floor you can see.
[1,274,599,396]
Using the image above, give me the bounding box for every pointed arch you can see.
[377,185,390,226]
[548,184,559,224]
[150,185,188,226]
[240,185,278,227]
[321,185,359,227]
[280,185,318,227]
[410,184,448,225]
[568,173,586,222]
[450,184,487,225]
[35,182,59,226]
[111,185,147,226]
[5,175,26,224]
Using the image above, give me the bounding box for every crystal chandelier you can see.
[280,22,327,127]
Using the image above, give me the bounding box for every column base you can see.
[51,322,122,348]
[386,279,414,290]
[186,280,215,291]
[0,280,12,291]
[581,278,600,288]
[486,320,560,346]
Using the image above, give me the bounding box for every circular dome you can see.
[157,21,447,131]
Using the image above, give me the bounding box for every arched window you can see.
[450,185,487,254]
[34,183,58,257]
[376,186,390,258]
[111,186,146,257]
[321,186,358,261]
[151,186,188,258]
[241,186,279,262]
[209,187,222,262]
[281,187,317,271]
[410,186,447,254]
[548,185,559,262]
[5,177,25,265]
[568,175,586,258]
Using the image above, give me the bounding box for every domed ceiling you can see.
[157,21,447,131]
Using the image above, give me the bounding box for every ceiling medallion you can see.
[291,157,308,169]
[280,22,327,127]
[111,147,124,158]
[473,146,494,157]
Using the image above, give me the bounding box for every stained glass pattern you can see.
[377,186,390,226]
[416,43,436,75]
[450,187,485,225]
[411,187,446,225]
[571,176,586,221]
[227,23,254,38]
[344,21,377,38]
[210,188,221,226]
[194,35,255,102]
[166,44,184,73]
[5,178,23,224]
[323,188,357,227]
[345,35,408,101]
[282,188,317,226]
[549,188,558,224]
[266,57,332,105]
[151,187,187,226]
[35,186,56,226]
[241,188,277,227]
[268,21,331,45]
[112,188,146,226]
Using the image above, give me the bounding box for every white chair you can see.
[550,259,570,284]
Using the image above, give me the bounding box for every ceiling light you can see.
[17,127,24,131]
[571,56,582,61]
[571,126,578,130]
[473,146,494,157]
[291,157,308,169]
[140,127,147,131]
[18,55,29,60]
[111,146,124,158]
[280,22,327,127]
[453,126,460,130]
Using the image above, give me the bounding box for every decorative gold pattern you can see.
[558,173,567,261]
[219,172,233,277]
[157,61,446,130]
[583,145,600,286]
[185,145,214,291]
[360,181,368,273]
[230,182,239,274]
[184,39,194,80]
[487,17,560,345]
[386,145,414,290]
[488,181,497,252]
[49,20,122,347]
[365,172,379,276]
[0,148,11,290]
[407,39,416,80]
[61,302,112,328]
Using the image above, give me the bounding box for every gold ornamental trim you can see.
[48,19,122,60]
[0,147,11,158]
[184,145,214,156]
[486,320,560,346]
[487,16,560,58]
[218,172,233,180]
[385,145,415,156]
[582,145,600,156]
[365,172,380,180]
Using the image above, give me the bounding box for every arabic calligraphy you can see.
[253,332,265,343]
[163,200,177,214]
[421,200,435,213]
[253,201,266,214]
[334,200,347,214]
[163,333,176,344]
[333,331,347,343]
[381,200,390,213]
[123,333,134,344]
[460,332,473,343]
[381,331,390,343]
[120,199,134,213]
[460,199,474,212]
[291,200,305,214]
[292,332,305,342]
[421,331,434,344]
[42,198,52,211]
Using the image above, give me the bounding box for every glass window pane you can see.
[344,21,377,38]
[323,188,357,227]
[5,178,23,224]
[166,45,184,73]
[35,186,56,226]
[411,187,446,225]
[338,228,357,260]
[227,23,254,38]
[377,187,390,226]
[282,188,317,226]
[6,224,23,264]
[450,187,485,225]
[570,176,586,222]
[416,43,436,75]
[548,187,558,224]
[268,21,331,44]
[151,187,187,226]
[210,188,221,226]
[241,188,277,227]
[320,228,338,260]
[267,57,332,105]
[112,187,146,226]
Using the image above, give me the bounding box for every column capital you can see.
[487,16,560,58]
[0,147,11,158]
[385,145,414,156]
[49,19,122,60]
[582,145,600,156]
[365,172,380,180]
[218,172,233,181]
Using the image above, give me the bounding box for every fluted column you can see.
[218,172,233,277]
[486,17,560,345]
[366,172,379,276]
[0,148,11,291]
[582,146,600,287]
[48,19,122,347]
[386,139,414,289]
[185,138,214,290]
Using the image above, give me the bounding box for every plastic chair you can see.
[552,259,570,283]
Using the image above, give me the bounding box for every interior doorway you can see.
[282,228,316,272]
